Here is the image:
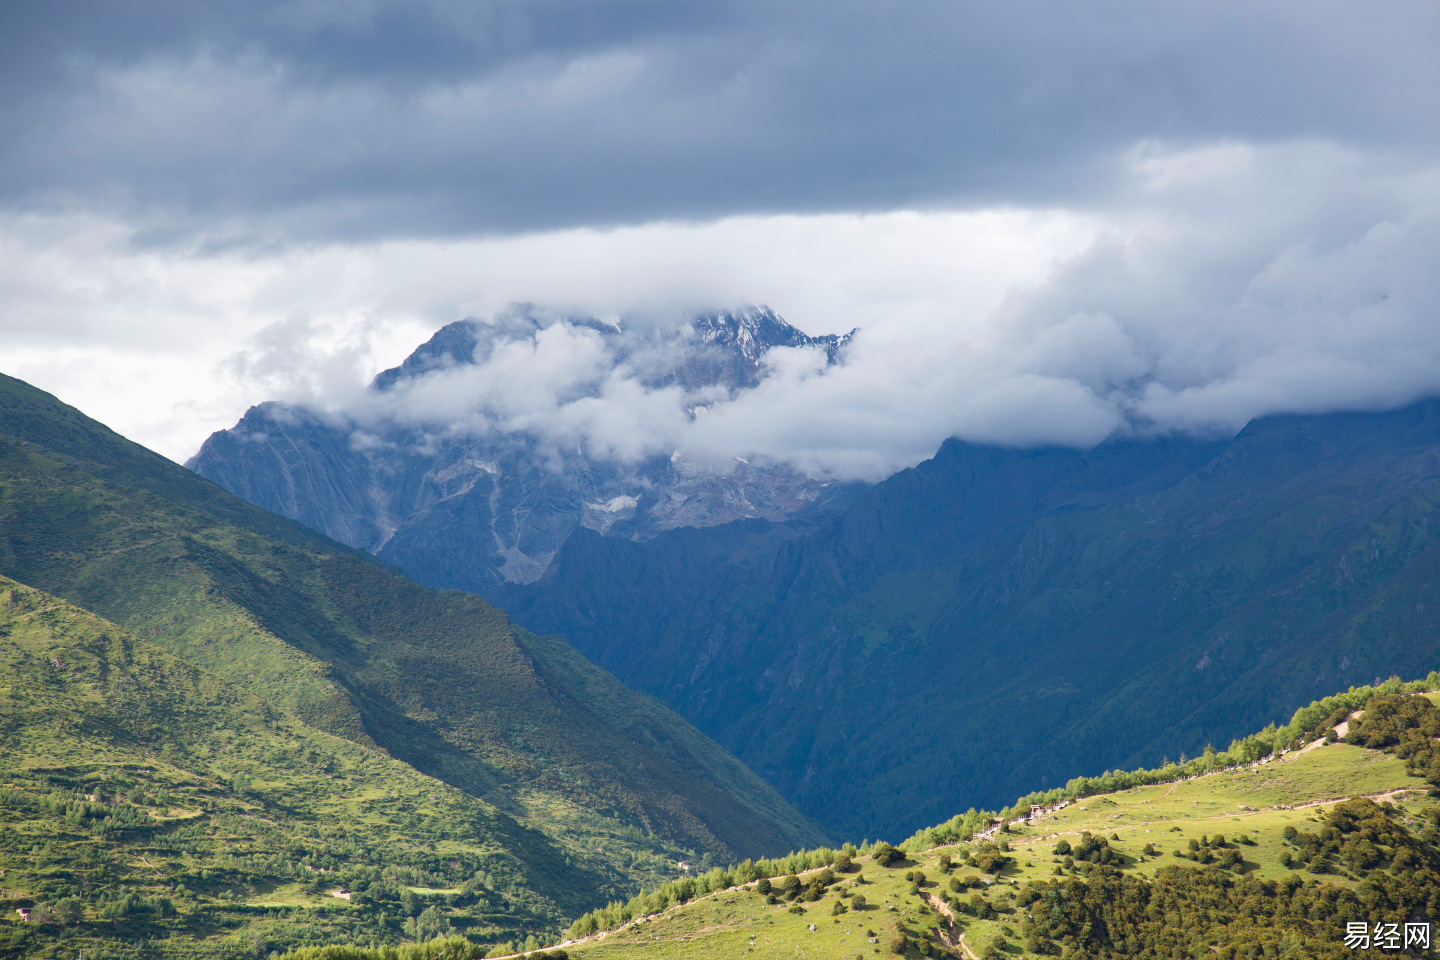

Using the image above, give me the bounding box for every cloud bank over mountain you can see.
[213,143,1440,482]
[1,1,1438,472]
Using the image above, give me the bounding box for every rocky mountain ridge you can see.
[189,305,860,587]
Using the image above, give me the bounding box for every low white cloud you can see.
[0,202,1092,461]
[325,141,1440,480]
[3,140,1440,480]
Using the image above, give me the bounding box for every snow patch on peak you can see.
[587,495,638,514]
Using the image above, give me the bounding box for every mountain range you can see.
[187,311,1440,842]
[8,355,1440,957]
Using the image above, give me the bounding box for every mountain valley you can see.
[491,402,1440,838]
[8,364,1440,958]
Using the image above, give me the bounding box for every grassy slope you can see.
[557,738,1432,960]
[0,576,584,958]
[0,373,825,875]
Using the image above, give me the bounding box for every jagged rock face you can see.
[188,306,861,589]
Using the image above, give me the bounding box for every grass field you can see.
[553,739,1432,960]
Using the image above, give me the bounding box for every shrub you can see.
[53,897,84,926]
[872,843,904,867]
[975,852,1009,873]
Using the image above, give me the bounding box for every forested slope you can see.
[492,401,1440,837]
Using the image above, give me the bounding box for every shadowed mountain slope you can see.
[491,401,1440,838]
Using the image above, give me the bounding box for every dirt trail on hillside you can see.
[925,892,974,958]
[1289,712,1364,759]
[1282,788,1415,812]
[1153,788,1419,831]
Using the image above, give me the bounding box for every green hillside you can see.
[0,576,589,958]
[0,374,826,927]
[511,677,1440,959]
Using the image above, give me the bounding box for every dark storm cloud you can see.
[4,0,1438,240]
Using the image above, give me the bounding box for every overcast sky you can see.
[3,0,1440,474]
